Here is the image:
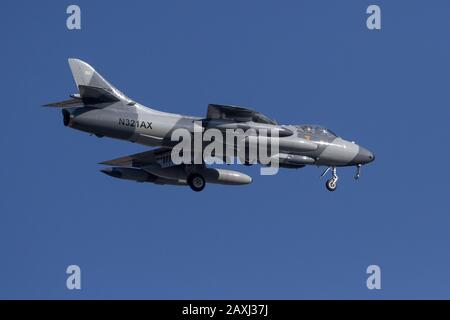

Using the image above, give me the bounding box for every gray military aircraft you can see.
[45,59,374,192]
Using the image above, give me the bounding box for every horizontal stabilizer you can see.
[78,85,120,104]
[43,98,83,108]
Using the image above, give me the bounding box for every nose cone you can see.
[352,147,375,165]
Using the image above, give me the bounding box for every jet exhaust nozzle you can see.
[62,109,72,127]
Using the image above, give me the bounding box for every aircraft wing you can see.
[99,147,172,168]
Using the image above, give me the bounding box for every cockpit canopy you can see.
[252,112,278,125]
[206,104,278,125]
[295,125,338,138]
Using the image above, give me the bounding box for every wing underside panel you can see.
[99,148,171,167]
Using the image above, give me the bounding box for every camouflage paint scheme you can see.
[46,59,374,192]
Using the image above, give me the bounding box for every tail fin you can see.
[68,58,130,103]
[68,58,114,91]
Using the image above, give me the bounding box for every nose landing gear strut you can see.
[321,165,363,191]
[354,164,362,180]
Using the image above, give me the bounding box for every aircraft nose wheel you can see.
[326,178,337,192]
[187,173,206,192]
[322,166,339,192]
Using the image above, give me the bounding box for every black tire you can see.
[187,173,206,192]
[326,179,337,192]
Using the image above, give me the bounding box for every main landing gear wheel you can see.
[326,178,337,192]
[187,173,206,192]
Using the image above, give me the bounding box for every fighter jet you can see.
[45,59,374,192]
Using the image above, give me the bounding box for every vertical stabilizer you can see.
[68,58,130,102]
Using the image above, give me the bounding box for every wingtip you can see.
[98,160,116,166]
[42,102,58,107]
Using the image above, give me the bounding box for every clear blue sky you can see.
[1,0,449,299]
